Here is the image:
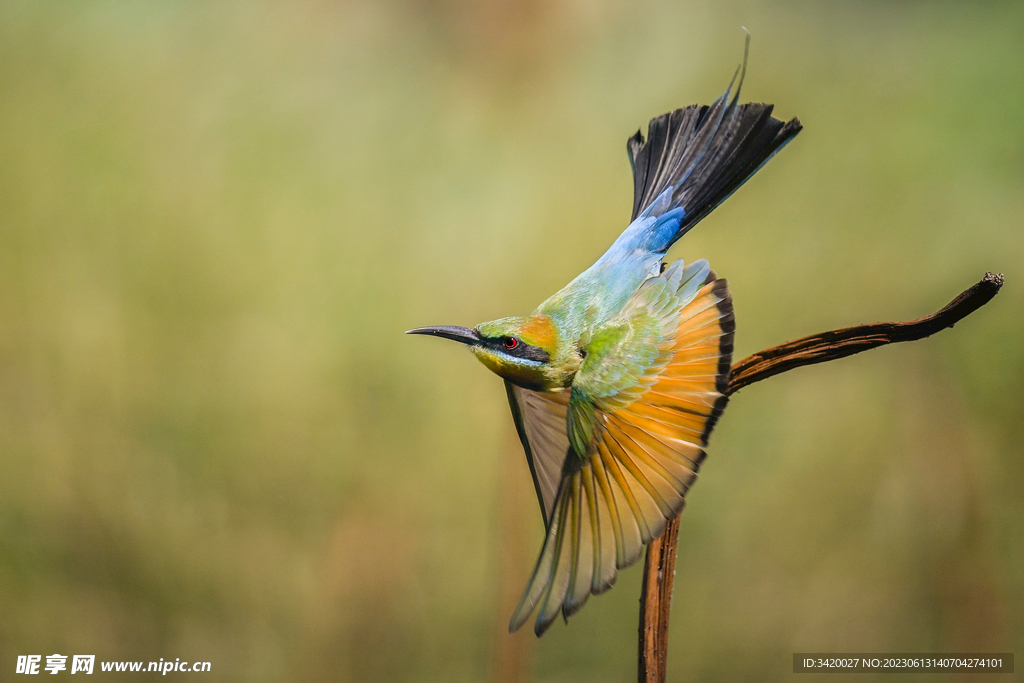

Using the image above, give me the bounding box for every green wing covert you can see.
[509,258,735,636]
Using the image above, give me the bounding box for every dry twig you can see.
[637,272,1004,683]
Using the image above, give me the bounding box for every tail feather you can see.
[626,45,802,252]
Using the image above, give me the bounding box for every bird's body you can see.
[410,54,801,636]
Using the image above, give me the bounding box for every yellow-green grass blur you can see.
[1,1,1021,681]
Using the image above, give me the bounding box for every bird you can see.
[408,47,801,637]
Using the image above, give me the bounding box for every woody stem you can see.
[637,272,1004,683]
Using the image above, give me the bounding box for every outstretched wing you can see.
[505,382,571,528]
[510,259,734,636]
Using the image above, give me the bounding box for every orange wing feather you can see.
[510,269,734,635]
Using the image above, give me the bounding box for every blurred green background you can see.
[1,0,1021,681]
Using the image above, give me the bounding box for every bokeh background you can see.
[1,0,1021,681]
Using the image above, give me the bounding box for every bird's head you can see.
[407,314,562,391]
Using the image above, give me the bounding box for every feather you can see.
[505,382,571,527]
[509,266,735,635]
[626,49,802,252]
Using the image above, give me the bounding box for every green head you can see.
[407,314,565,391]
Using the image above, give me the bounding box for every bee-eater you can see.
[409,55,801,636]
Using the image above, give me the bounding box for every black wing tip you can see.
[591,574,616,596]
[534,613,556,638]
[701,394,731,446]
[701,276,735,445]
[562,593,590,621]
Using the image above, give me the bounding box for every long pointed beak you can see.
[406,325,481,346]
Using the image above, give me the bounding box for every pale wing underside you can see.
[505,382,571,528]
[510,269,734,636]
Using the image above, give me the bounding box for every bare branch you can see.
[728,272,1004,394]
[638,272,1004,683]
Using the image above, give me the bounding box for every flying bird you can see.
[409,50,801,636]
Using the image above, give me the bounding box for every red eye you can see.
[504,337,519,349]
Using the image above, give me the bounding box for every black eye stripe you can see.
[487,337,550,363]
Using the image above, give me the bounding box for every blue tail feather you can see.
[623,50,802,253]
[600,194,685,260]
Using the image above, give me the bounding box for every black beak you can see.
[406,325,481,346]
